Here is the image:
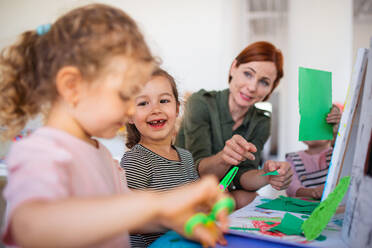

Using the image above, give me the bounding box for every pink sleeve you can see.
[2,140,70,245]
[285,155,303,197]
[112,158,129,193]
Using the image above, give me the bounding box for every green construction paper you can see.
[302,176,351,241]
[264,221,276,225]
[261,170,279,176]
[279,196,319,207]
[269,213,304,235]
[315,234,327,241]
[299,67,333,141]
[256,196,319,215]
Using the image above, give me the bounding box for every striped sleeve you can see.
[120,149,153,190]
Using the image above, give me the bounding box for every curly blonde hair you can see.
[0,4,155,139]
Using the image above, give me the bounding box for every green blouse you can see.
[175,89,271,189]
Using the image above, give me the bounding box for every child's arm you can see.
[295,184,324,199]
[11,176,228,248]
[285,154,303,197]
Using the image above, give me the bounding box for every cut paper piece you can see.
[302,176,351,241]
[229,227,260,231]
[264,221,276,225]
[315,234,327,241]
[299,67,333,141]
[269,213,304,235]
[261,170,279,176]
[256,196,319,215]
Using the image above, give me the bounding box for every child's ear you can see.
[55,66,84,107]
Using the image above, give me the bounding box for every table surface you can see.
[150,196,349,248]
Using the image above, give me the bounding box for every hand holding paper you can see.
[263,160,293,191]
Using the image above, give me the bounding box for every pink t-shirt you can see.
[286,147,332,197]
[2,127,130,247]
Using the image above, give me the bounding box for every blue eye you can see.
[259,80,270,87]
[244,71,252,78]
[160,99,170,104]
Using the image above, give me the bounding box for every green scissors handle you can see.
[219,166,239,191]
[184,197,235,236]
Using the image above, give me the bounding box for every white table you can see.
[228,196,348,248]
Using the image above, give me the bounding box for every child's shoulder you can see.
[124,144,149,156]
[174,146,193,162]
[6,128,73,169]
[122,144,153,162]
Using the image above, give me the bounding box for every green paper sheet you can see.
[302,176,351,241]
[299,67,333,141]
[256,196,319,215]
[261,170,279,176]
[269,213,304,235]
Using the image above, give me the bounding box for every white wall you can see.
[279,0,353,159]
[353,19,372,63]
[0,0,245,158]
[0,0,245,94]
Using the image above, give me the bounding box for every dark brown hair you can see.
[229,41,284,101]
[0,4,155,139]
[125,68,180,149]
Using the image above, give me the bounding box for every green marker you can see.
[219,166,239,191]
[261,170,279,176]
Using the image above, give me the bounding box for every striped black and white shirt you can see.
[120,144,199,247]
[285,147,332,197]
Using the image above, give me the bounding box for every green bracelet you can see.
[210,197,235,220]
[184,213,208,236]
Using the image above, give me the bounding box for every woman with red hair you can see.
[176,41,293,209]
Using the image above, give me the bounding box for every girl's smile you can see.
[147,119,167,129]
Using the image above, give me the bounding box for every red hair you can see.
[229,41,284,101]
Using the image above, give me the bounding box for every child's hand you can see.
[264,160,293,191]
[326,104,341,124]
[219,134,257,166]
[311,185,324,199]
[157,176,229,247]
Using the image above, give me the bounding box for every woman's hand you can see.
[263,160,293,191]
[157,176,230,247]
[218,134,257,166]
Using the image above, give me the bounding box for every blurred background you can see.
[0,0,371,240]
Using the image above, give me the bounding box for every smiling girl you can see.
[121,68,199,247]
